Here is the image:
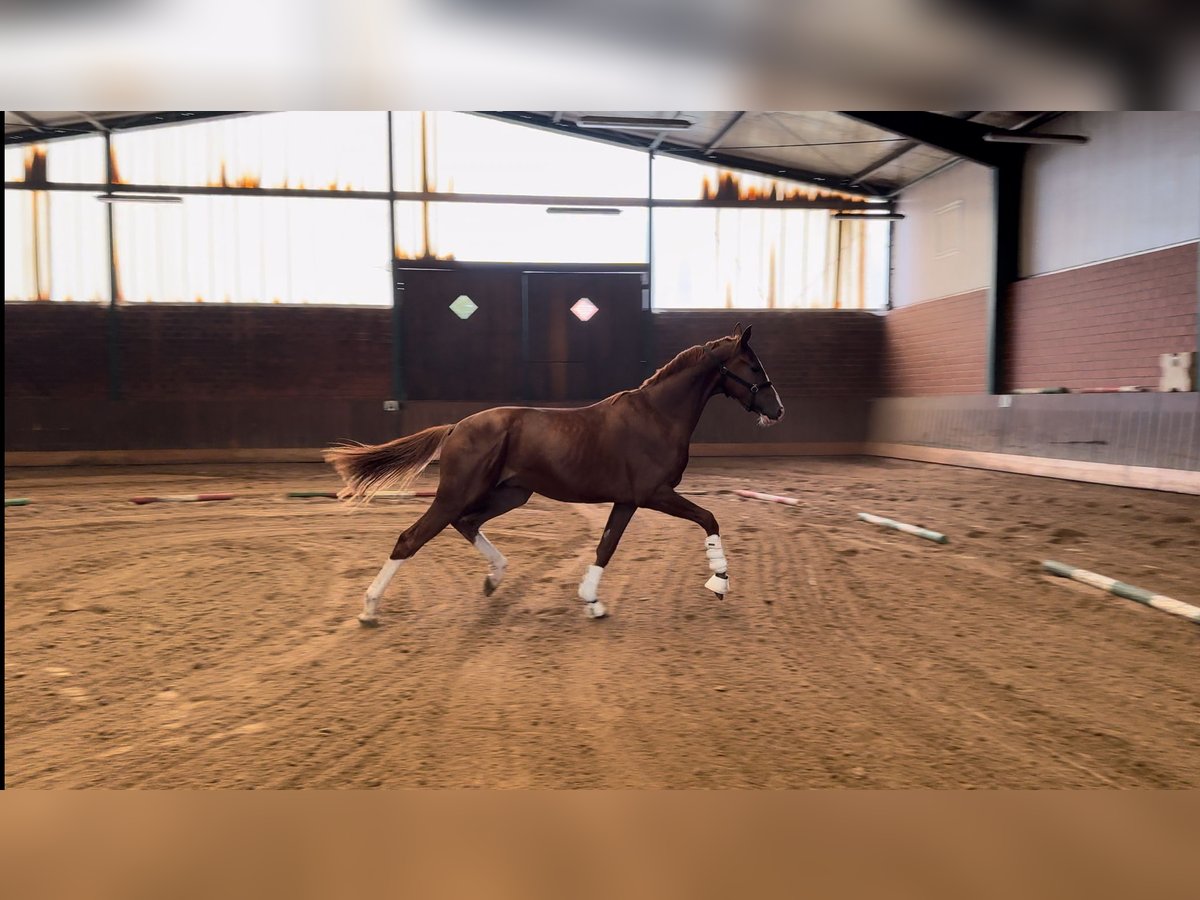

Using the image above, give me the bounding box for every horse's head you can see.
[710,323,785,427]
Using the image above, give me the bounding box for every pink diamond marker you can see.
[570,298,599,322]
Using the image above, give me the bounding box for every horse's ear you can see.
[732,321,743,338]
[739,324,753,345]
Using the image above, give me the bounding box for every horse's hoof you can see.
[585,600,607,619]
[705,573,730,596]
[483,576,498,597]
[357,614,380,627]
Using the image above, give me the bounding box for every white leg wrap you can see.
[474,533,507,584]
[579,565,607,618]
[362,558,403,621]
[705,535,728,572]
[579,564,604,603]
[704,535,729,595]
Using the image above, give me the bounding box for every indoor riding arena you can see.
[5,111,1198,789]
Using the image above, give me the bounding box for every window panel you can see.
[5,138,105,185]
[111,112,390,191]
[416,113,648,198]
[4,191,39,299]
[5,145,32,182]
[114,196,390,305]
[653,206,883,310]
[6,114,892,310]
[835,217,891,311]
[46,136,107,184]
[395,201,647,264]
[4,190,110,302]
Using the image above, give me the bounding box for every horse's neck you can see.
[639,356,720,438]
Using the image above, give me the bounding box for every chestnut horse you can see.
[325,323,784,624]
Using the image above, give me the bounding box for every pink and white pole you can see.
[130,493,236,505]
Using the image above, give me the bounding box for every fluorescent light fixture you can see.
[833,212,904,221]
[546,206,623,215]
[983,132,1088,145]
[96,193,184,204]
[577,115,692,130]
[864,196,890,204]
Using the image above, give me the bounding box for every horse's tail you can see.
[323,424,455,503]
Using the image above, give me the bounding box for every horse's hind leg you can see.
[357,499,462,626]
[452,482,533,595]
[358,423,508,625]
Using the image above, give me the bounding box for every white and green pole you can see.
[857,512,948,544]
[1043,561,1200,624]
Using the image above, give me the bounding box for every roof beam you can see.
[848,112,980,187]
[703,111,745,153]
[839,112,1020,168]
[10,112,49,132]
[4,111,246,146]
[648,111,684,152]
[76,112,112,132]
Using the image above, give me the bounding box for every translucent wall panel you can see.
[46,136,107,183]
[4,191,40,299]
[410,113,648,197]
[114,196,390,305]
[395,201,647,264]
[4,190,110,302]
[4,138,105,184]
[652,154,863,203]
[391,112,424,193]
[112,112,389,191]
[834,218,891,311]
[5,145,31,182]
[653,207,885,310]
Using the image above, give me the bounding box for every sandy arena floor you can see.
[5,458,1199,788]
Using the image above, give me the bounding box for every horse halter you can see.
[704,347,774,414]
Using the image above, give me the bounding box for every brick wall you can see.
[5,302,885,451]
[4,303,393,400]
[6,305,884,402]
[652,310,885,446]
[651,310,884,400]
[883,290,988,396]
[4,302,109,399]
[1007,243,1198,390]
[120,305,393,399]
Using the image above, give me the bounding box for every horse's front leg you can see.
[642,488,729,598]
[578,502,637,619]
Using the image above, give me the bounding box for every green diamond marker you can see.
[449,295,478,320]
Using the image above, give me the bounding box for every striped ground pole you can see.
[287,490,437,500]
[734,489,800,506]
[1043,561,1200,625]
[857,512,949,544]
[5,498,31,507]
[130,493,236,505]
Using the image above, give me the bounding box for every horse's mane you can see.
[637,339,731,390]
